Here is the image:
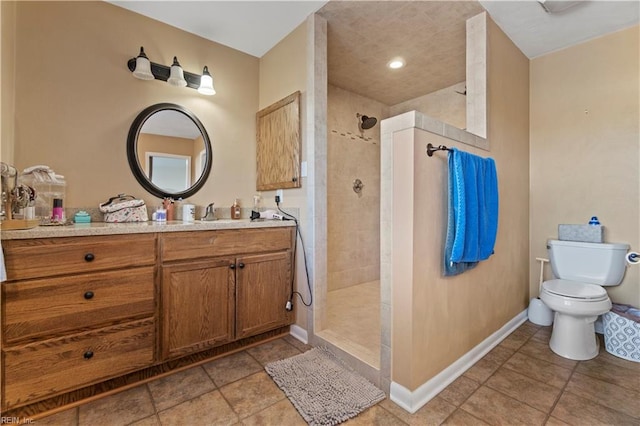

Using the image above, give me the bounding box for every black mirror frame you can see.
[127,103,212,199]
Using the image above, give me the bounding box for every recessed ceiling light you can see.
[387,58,405,69]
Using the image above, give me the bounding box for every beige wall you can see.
[258,21,311,328]
[1,1,16,165]
[389,16,530,390]
[259,23,307,111]
[6,1,259,210]
[327,84,389,291]
[137,134,194,162]
[530,26,640,306]
[258,21,308,212]
[137,133,195,178]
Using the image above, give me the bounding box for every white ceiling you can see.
[109,1,639,60]
[109,1,328,58]
[480,0,640,58]
[109,1,639,104]
[141,110,203,139]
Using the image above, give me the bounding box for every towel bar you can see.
[426,143,451,157]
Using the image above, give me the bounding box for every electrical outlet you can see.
[276,189,284,204]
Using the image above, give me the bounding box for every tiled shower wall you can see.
[327,85,390,291]
[326,83,467,292]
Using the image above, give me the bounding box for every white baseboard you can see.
[390,309,528,413]
[289,324,309,344]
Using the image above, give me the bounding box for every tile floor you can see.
[36,322,640,426]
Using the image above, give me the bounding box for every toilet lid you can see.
[542,279,609,300]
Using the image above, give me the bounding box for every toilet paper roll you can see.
[626,251,640,265]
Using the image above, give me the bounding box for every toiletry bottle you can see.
[163,198,174,221]
[253,194,263,212]
[231,199,241,219]
[156,206,166,222]
[182,203,195,222]
[52,198,64,222]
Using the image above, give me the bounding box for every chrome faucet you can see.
[201,203,216,221]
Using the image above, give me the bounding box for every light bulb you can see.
[198,66,216,95]
[167,56,187,87]
[132,47,154,80]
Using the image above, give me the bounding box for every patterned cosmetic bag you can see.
[99,194,148,223]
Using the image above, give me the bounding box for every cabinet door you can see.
[161,258,234,360]
[236,251,293,339]
[256,91,301,190]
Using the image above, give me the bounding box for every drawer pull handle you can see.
[229,264,236,270]
[238,262,245,269]
[84,291,94,300]
[83,350,94,360]
[84,253,95,262]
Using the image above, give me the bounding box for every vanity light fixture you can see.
[197,66,216,96]
[167,57,187,87]
[127,46,215,95]
[132,47,154,80]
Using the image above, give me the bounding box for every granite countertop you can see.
[0,219,295,240]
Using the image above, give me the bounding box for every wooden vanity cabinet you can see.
[1,234,157,410]
[1,225,295,411]
[159,227,294,360]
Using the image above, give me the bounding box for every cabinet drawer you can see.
[3,234,156,280]
[3,267,156,344]
[2,318,155,409]
[160,227,293,262]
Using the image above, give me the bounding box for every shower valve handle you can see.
[353,179,364,194]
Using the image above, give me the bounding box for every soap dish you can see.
[74,211,91,224]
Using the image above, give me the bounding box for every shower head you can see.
[357,113,378,130]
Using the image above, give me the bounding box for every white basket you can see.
[603,311,640,362]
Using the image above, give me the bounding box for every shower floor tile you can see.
[318,280,381,368]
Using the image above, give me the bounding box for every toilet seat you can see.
[542,279,608,301]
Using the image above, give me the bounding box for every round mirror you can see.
[127,103,212,199]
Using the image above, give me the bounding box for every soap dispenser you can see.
[163,198,174,221]
[231,199,241,220]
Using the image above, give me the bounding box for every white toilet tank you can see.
[547,239,629,286]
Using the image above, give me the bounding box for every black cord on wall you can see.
[276,202,313,308]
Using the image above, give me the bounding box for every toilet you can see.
[540,239,629,360]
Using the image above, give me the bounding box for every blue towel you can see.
[443,148,499,276]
